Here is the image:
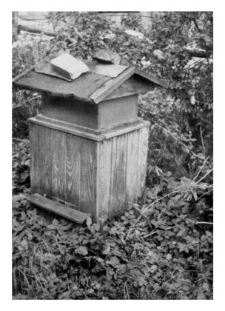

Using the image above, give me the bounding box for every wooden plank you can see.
[104,76,155,100]
[109,134,128,217]
[97,139,112,221]
[29,123,41,194]
[137,126,149,197]
[125,130,139,205]
[28,194,89,224]
[104,119,150,139]
[29,115,106,141]
[134,68,168,88]
[40,125,52,196]
[98,95,138,130]
[79,139,97,219]
[65,133,81,208]
[42,95,99,130]
[13,70,111,102]
[90,66,135,104]
[30,124,52,196]
[51,129,67,202]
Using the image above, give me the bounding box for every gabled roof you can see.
[13,63,168,104]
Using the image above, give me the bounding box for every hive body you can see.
[29,95,149,222]
[14,62,166,222]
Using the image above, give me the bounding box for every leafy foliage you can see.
[12,181,212,299]
[12,11,213,300]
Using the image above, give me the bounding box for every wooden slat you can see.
[40,126,52,196]
[51,129,67,201]
[134,68,168,88]
[97,139,112,221]
[109,134,128,217]
[30,124,52,196]
[79,139,97,219]
[29,123,41,194]
[104,119,150,139]
[65,133,81,207]
[13,70,111,103]
[137,126,149,197]
[125,130,139,205]
[104,76,155,100]
[30,115,106,141]
[28,194,89,224]
[90,66,135,103]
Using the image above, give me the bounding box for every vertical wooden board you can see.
[79,138,97,217]
[29,123,41,194]
[109,134,127,217]
[97,139,112,220]
[30,123,52,196]
[51,129,67,201]
[137,126,149,197]
[65,133,81,208]
[126,130,139,205]
[40,126,52,196]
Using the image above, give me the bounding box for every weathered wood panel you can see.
[104,76,155,100]
[29,193,89,224]
[14,70,111,102]
[125,130,140,205]
[79,138,97,219]
[51,129,67,201]
[108,134,128,217]
[29,123,41,194]
[42,95,99,129]
[30,123,52,196]
[97,125,149,219]
[30,118,149,222]
[98,95,138,130]
[97,139,112,221]
[137,126,149,197]
[65,133,81,208]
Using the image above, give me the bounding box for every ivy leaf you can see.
[75,246,88,256]
[166,254,172,261]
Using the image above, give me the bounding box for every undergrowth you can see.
[12,143,213,299]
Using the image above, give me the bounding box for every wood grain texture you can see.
[97,124,149,220]
[65,133,81,208]
[104,76,155,100]
[29,123,41,194]
[125,130,140,205]
[30,123,52,196]
[14,70,110,102]
[28,194,89,224]
[137,126,149,197]
[108,134,128,217]
[97,139,112,221]
[79,138,97,219]
[90,67,135,103]
[29,118,149,222]
[51,129,67,201]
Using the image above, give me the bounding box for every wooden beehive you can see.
[13,62,167,223]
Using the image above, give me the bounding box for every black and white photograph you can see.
[11,9,215,301]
